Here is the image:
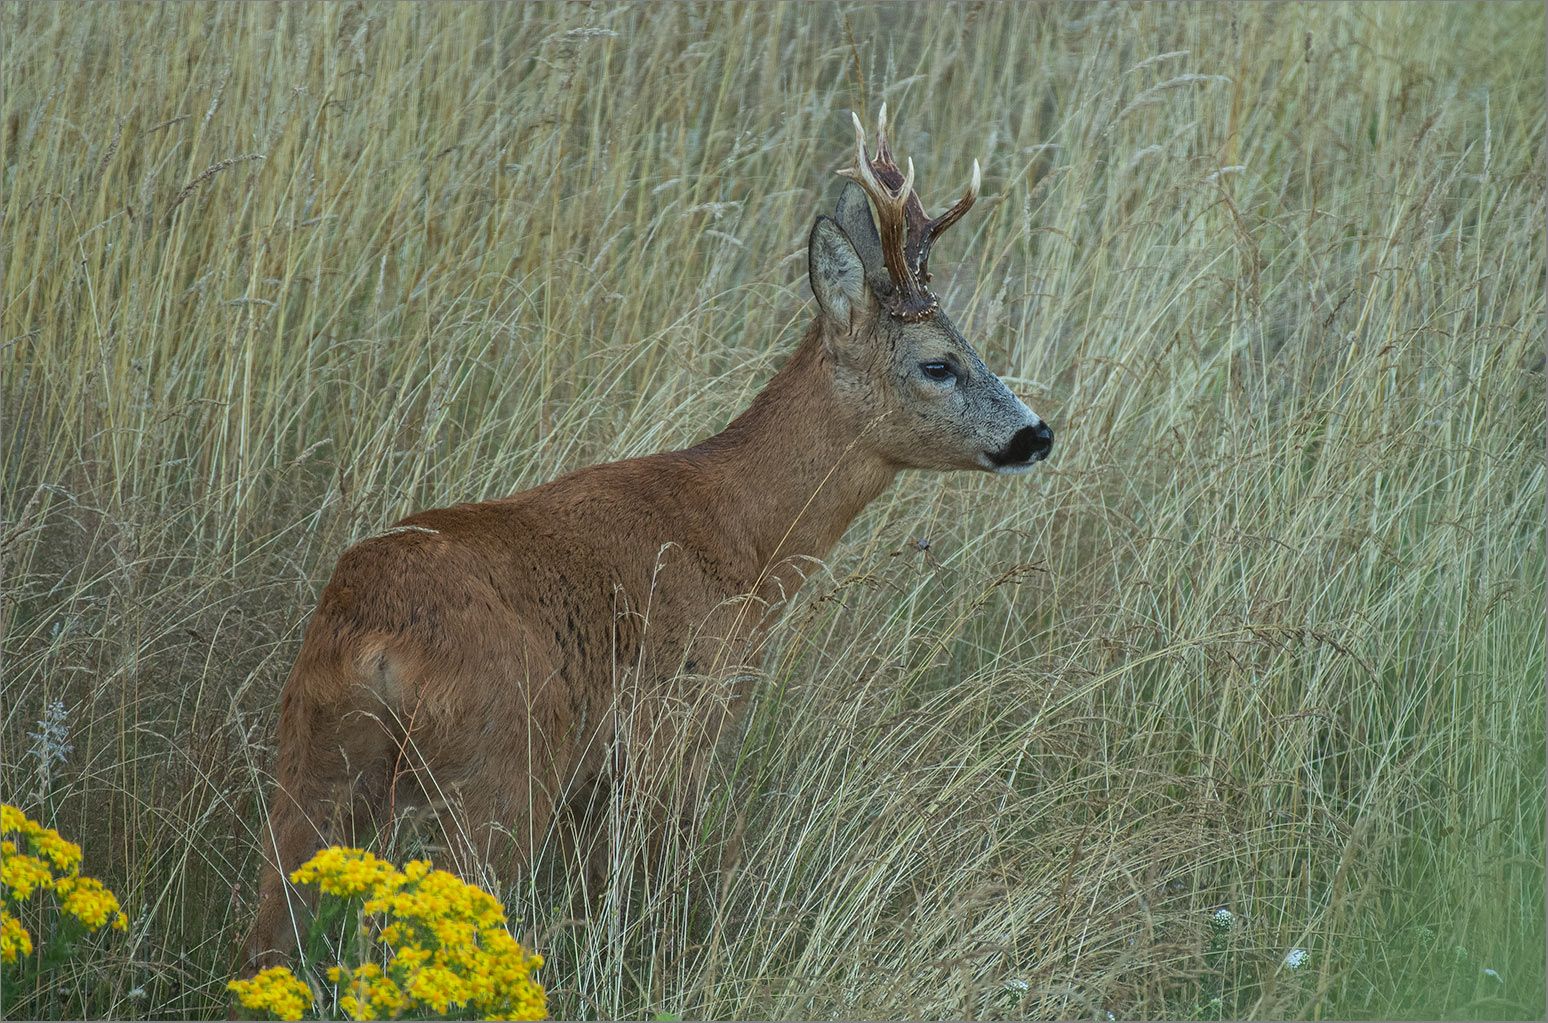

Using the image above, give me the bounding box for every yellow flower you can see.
[0,807,27,837]
[0,807,82,875]
[344,967,406,1020]
[54,875,129,931]
[1,806,129,946]
[248,845,547,1020]
[369,976,408,1018]
[29,829,82,874]
[289,846,404,900]
[2,851,56,901]
[227,966,313,1022]
[1,910,33,963]
[391,943,432,971]
[408,963,472,1014]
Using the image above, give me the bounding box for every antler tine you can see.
[876,102,894,165]
[925,158,980,241]
[840,109,908,211]
[918,158,980,281]
[838,108,919,309]
[848,110,868,170]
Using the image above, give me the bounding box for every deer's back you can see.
[287,452,761,736]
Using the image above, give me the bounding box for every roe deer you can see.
[246,105,1052,968]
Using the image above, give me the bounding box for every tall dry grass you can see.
[2,2,1543,1019]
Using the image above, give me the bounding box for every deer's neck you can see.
[678,324,897,593]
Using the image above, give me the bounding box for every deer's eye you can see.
[920,361,956,383]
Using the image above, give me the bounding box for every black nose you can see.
[990,421,1054,466]
[1026,421,1053,461]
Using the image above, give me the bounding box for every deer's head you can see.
[808,106,1052,476]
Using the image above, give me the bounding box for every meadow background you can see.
[2,2,1544,1019]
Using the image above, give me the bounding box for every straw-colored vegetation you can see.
[3,3,1543,1019]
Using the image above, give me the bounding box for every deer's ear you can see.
[809,216,870,335]
[834,182,886,287]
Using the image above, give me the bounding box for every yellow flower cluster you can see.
[1,804,128,965]
[2,911,33,963]
[55,876,129,931]
[289,846,402,900]
[229,847,546,1021]
[228,966,314,1021]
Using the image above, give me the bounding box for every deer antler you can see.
[838,103,981,322]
